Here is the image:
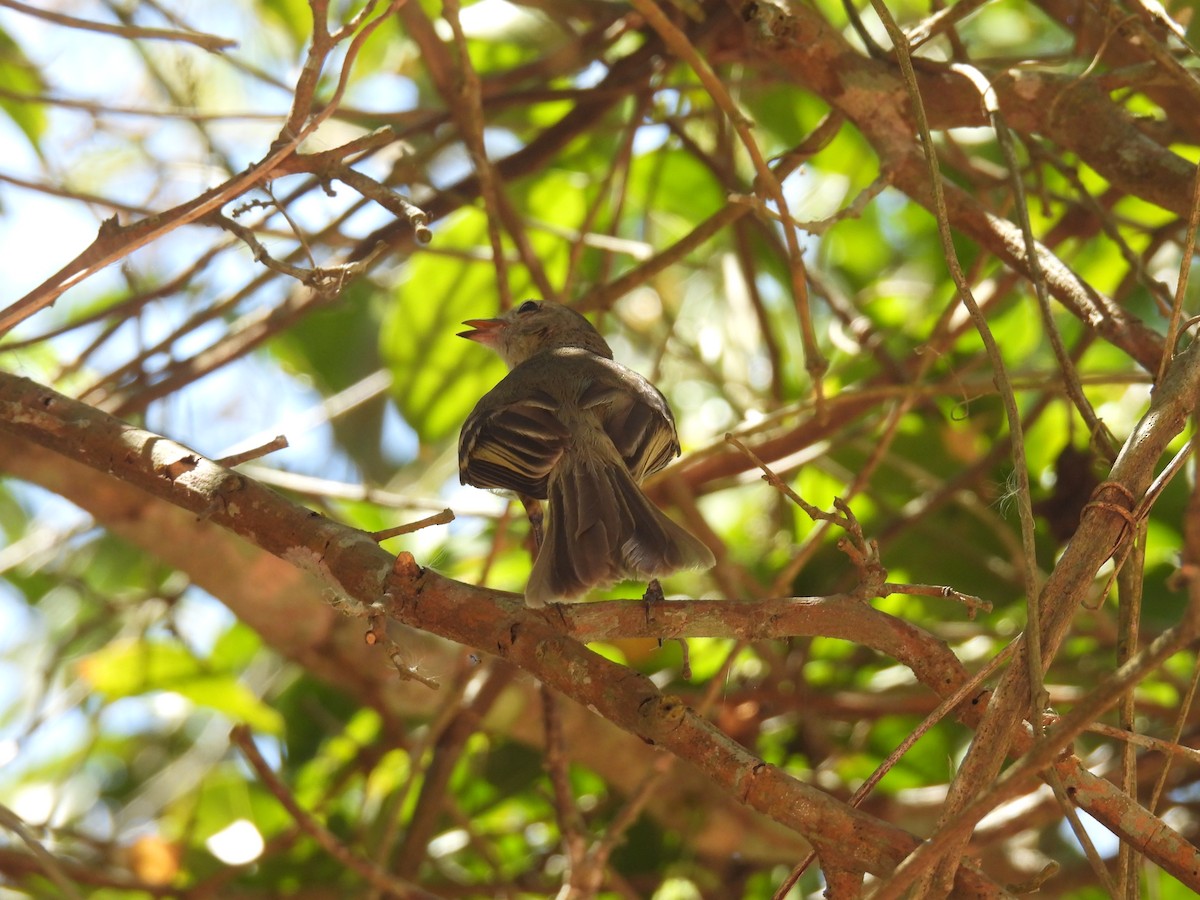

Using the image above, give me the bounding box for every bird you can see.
[458,299,715,607]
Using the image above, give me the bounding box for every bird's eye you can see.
[517,300,540,314]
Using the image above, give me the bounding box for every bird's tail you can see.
[525,449,714,607]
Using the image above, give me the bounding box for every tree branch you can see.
[0,370,1003,891]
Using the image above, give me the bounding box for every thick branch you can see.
[736,0,1168,372]
[0,371,999,890]
[3,370,1197,886]
[0,424,811,865]
[932,340,1200,884]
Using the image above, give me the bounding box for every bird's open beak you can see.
[458,317,505,345]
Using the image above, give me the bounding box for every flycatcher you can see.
[459,300,714,606]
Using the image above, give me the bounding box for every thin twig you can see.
[904,0,989,49]
[0,805,86,900]
[881,583,992,617]
[214,435,289,468]
[362,589,440,691]
[0,0,404,335]
[727,174,888,234]
[862,5,1047,890]
[1115,520,1145,897]
[0,0,235,51]
[1148,654,1200,815]
[372,509,455,542]
[324,163,432,244]
[230,725,438,898]
[211,213,325,284]
[1085,720,1200,766]
[724,433,847,526]
[869,589,1200,900]
[983,68,1115,457]
[541,686,588,879]
[1158,159,1200,384]
[441,0,553,303]
[773,643,1017,898]
[628,0,827,399]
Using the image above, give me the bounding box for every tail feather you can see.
[525,452,714,607]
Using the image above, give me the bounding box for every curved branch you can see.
[0,370,1003,892]
[3,366,1199,887]
[735,0,1169,371]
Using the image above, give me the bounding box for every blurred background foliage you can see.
[1,0,1199,896]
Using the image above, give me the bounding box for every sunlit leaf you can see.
[77,639,283,733]
[0,29,47,148]
[382,210,530,442]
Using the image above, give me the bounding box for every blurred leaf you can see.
[270,280,394,479]
[254,0,312,46]
[210,622,264,670]
[175,677,284,733]
[276,673,367,766]
[382,210,530,443]
[740,82,832,152]
[77,533,175,597]
[627,148,726,242]
[79,640,201,695]
[78,639,283,733]
[0,29,47,149]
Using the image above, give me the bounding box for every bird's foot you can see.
[641,578,664,628]
[642,578,664,605]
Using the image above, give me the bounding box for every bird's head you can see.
[459,300,613,368]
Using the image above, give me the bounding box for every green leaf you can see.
[78,639,283,734]
[254,0,312,47]
[210,622,264,671]
[270,280,394,478]
[79,640,202,696]
[627,147,726,240]
[383,209,530,443]
[173,677,284,734]
[0,29,48,148]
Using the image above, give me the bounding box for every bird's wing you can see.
[458,384,570,499]
[578,357,681,482]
